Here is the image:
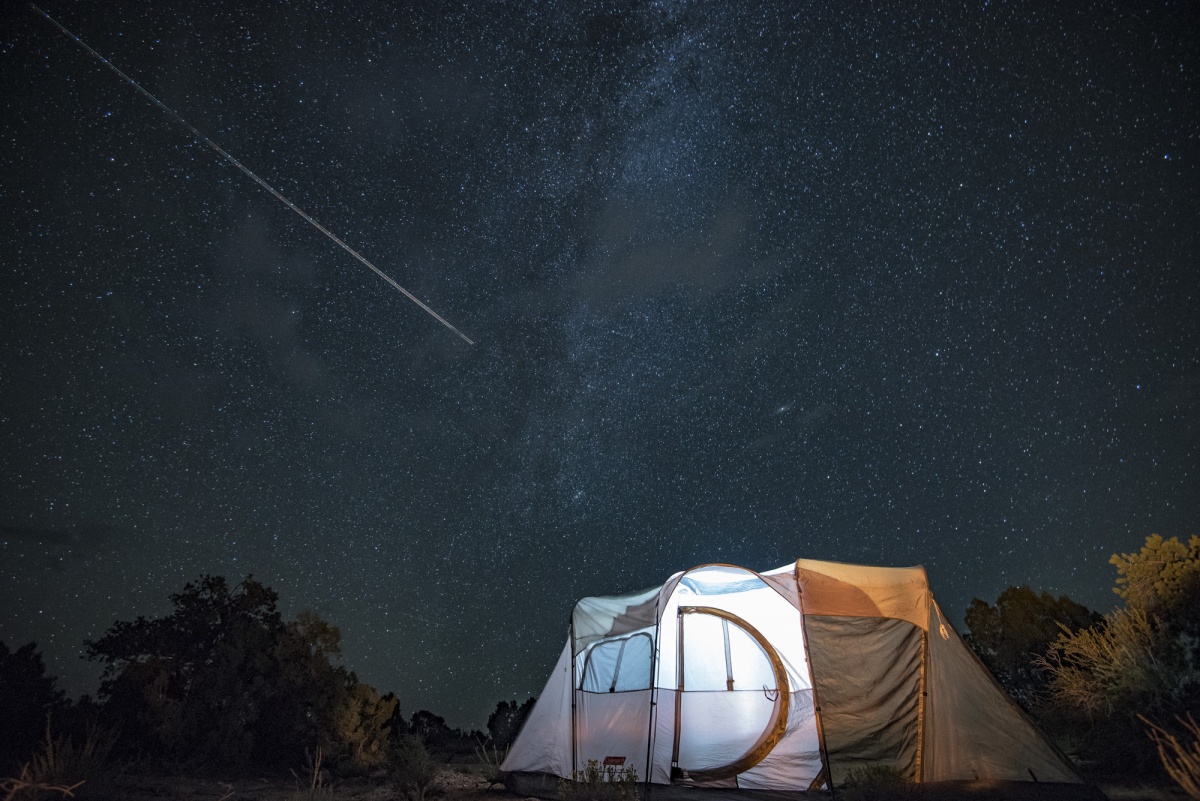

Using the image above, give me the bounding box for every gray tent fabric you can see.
[804,616,922,786]
[924,601,1079,783]
[504,559,1090,796]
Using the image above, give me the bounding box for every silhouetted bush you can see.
[17,720,121,799]
[1039,535,1200,778]
[964,586,1099,709]
[85,574,394,772]
[389,735,439,801]
[0,641,66,771]
[487,697,536,751]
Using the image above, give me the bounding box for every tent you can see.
[503,559,1099,798]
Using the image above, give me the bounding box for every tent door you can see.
[671,606,790,784]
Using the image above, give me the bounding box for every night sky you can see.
[2,1,1196,729]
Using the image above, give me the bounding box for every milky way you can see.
[1,2,1196,727]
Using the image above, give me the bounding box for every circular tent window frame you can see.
[672,605,791,783]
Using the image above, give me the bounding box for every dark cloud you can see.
[0,523,118,552]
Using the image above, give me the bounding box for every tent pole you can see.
[671,608,685,772]
[795,562,834,796]
[569,618,578,782]
[643,592,662,790]
[915,629,929,783]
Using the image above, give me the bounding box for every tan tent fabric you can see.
[795,559,930,630]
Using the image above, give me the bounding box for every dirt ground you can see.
[101,764,510,801]
[81,766,1189,801]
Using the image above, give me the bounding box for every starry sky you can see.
[1,1,1197,729]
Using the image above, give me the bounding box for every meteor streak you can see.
[32,4,475,346]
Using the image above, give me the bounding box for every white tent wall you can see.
[502,640,573,777]
[576,688,655,780]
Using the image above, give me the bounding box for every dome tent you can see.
[503,559,1101,798]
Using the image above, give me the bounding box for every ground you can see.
[46,765,1191,801]
[87,764,504,801]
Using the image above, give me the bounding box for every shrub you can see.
[1039,607,1172,718]
[389,735,439,801]
[558,760,640,801]
[0,762,82,801]
[1036,535,1200,776]
[289,747,335,801]
[0,642,67,771]
[6,720,120,800]
[325,682,397,775]
[963,587,1099,709]
[486,698,535,750]
[474,738,508,788]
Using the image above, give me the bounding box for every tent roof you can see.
[791,558,931,630]
[573,559,933,649]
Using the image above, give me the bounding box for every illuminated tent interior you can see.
[503,559,1100,798]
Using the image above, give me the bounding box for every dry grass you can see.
[290,746,335,801]
[473,740,508,789]
[1,763,84,801]
[1142,713,1200,798]
[1,720,120,801]
[557,760,639,801]
[1038,607,1167,717]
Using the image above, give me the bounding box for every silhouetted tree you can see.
[85,574,393,771]
[406,710,483,760]
[409,709,452,753]
[382,692,408,738]
[0,641,66,769]
[487,697,536,750]
[963,586,1099,709]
